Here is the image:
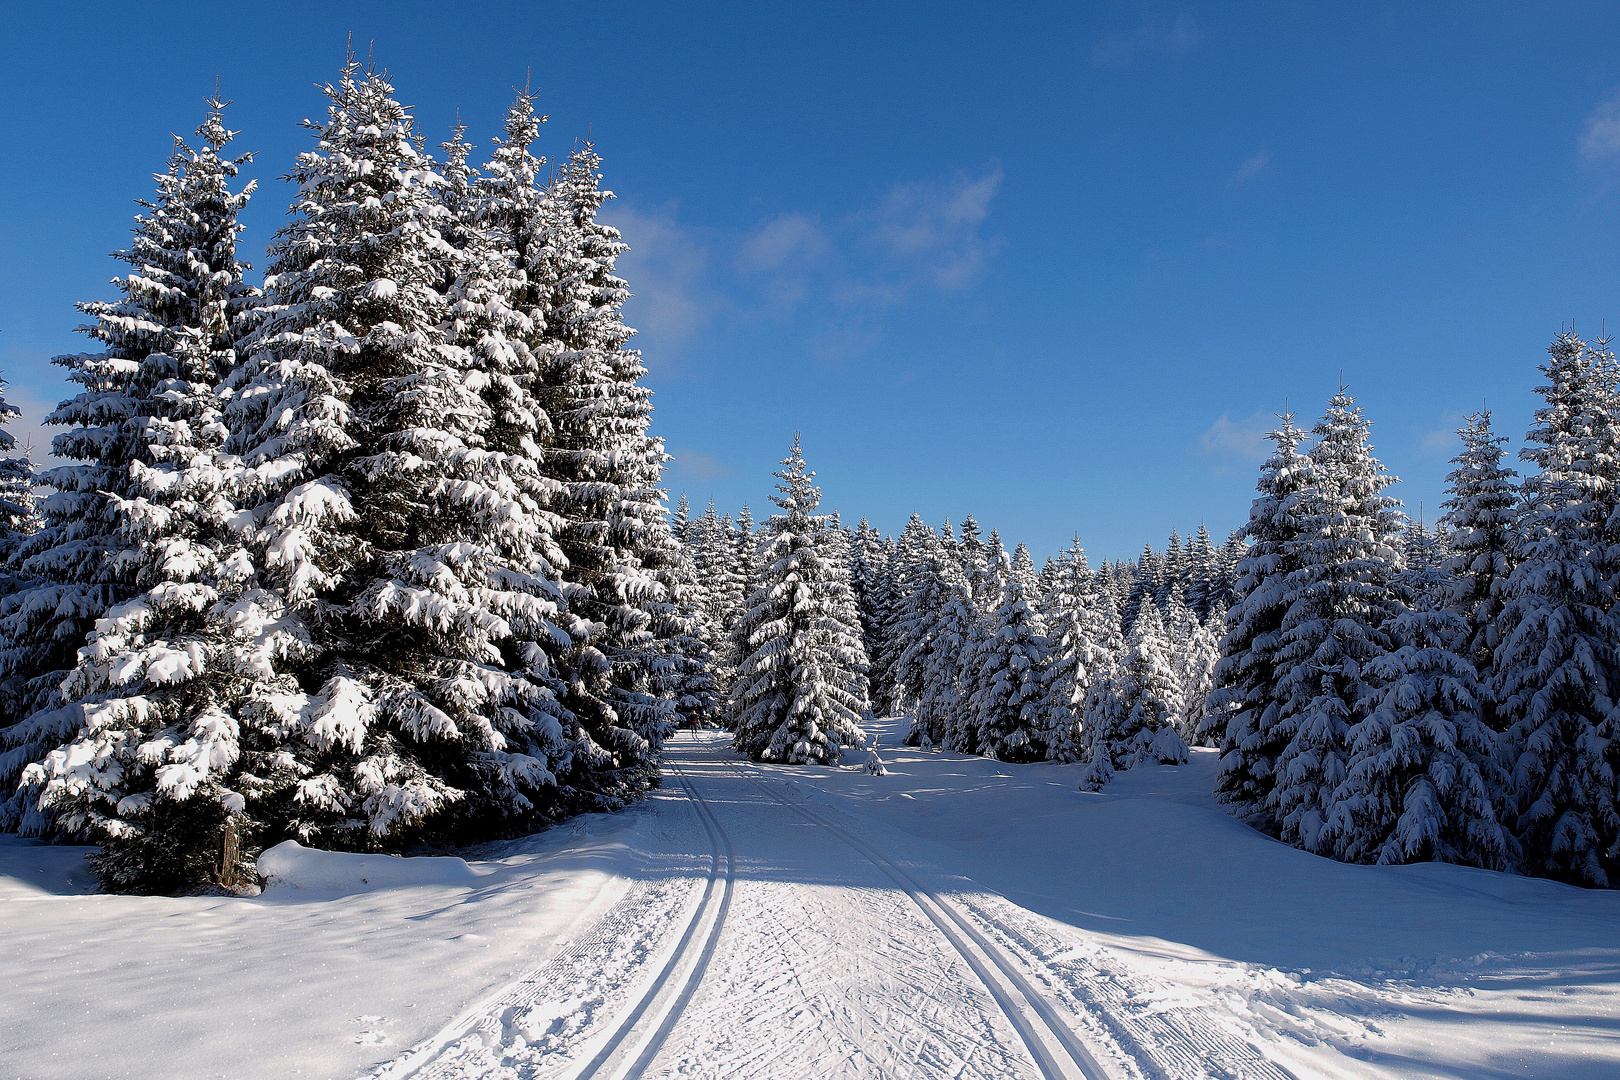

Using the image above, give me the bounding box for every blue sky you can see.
[4,2,1620,561]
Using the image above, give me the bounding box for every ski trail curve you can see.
[719,752,1110,1080]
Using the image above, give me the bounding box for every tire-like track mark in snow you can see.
[367,761,732,1080]
[721,755,1110,1080]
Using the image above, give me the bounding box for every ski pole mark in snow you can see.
[721,756,1110,1080]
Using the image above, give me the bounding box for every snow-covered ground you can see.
[4,719,1618,1079]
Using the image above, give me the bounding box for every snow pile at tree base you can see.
[257,840,485,892]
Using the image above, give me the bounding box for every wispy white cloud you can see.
[0,355,62,468]
[1198,410,1273,471]
[1091,9,1200,70]
[610,163,1005,365]
[667,446,730,482]
[738,213,832,313]
[1228,147,1271,188]
[1580,87,1620,164]
[607,203,718,352]
[1417,410,1466,458]
[868,164,1004,289]
[740,213,829,271]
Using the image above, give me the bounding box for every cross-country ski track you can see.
[8,718,1617,1080]
[371,731,1297,1080]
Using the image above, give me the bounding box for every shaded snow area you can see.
[5,722,1619,1080]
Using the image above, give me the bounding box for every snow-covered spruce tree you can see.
[1122,542,1159,631]
[1158,530,1184,606]
[680,505,738,699]
[1039,536,1116,763]
[1078,601,1189,790]
[1184,524,1217,620]
[686,505,733,636]
[1495,332,1620,886]
[530,139,682,787]
[821,511,873,711]
[984,529,1009,600]
[732,506,759,613]
[1321,607,1509,868]
[671,492,691,544]
[1269,387,1405,855]
[462,92,686,804]
[957,514,991,606]
[0,367,40,732]
[888,514,946,723]
[157,65,571,868]
[1010,543,1038,593]
[730,438,868,763]
[2,102,261,858]
[0,369,37,566]
[1440,409,1518,712]
[1205,413,1314,820]
[966,579,1051,762]
[1175,611,1220,746]
[664,542,723,728]
[1399,517,1451,611]
[850,518,894,697]
[913,563,975,749]
[947,608,993,750]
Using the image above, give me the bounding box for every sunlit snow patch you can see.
[257,839,486,892]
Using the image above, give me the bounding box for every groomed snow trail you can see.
[714,755,1109,1080]
[373,731,1312,1080]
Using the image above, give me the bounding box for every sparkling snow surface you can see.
[5,720,1619,1079]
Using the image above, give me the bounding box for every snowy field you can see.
[4,719,1618,1080]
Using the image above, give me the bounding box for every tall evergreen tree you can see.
[1495,332,1620,886]
[916,569,976,750]
[966,579,1051,762]
[671,493,692,544]
[1040,536,1115,763]
[1010,542,1038,592]
[892,521,959,742]
[32,66,576,885]
[1440,409,1519,709]
[984,529,1009,603]
[2,101,261,852]
[1184,523,1217,619]
[851,518,896,711]
[1175,612,1220,745]
[1206,413,1314,820]
[887,514,943,721]
[532,139,682,782]
[957,514,989,603]
[1078,601,1189,790]
[730,438,867,763]
[1270,387,1405,854]
[0,369,37,565]
[1323,607,1509,868]
[664,543,722,728]
[1158,530,1184,606]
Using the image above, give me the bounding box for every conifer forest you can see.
[3,46,1619,1080]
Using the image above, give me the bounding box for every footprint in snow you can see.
[353,1016,390,1046]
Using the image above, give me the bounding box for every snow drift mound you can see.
[257,840,485,892]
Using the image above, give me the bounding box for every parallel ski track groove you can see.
[718,750,1111,1080]
[569,756,735,1080]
